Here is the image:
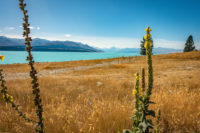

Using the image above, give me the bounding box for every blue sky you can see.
[0,0,200,49]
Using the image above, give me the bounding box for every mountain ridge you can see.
[0,36,182,53]
[0,36,101,52]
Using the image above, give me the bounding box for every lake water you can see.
[0,51,140,64]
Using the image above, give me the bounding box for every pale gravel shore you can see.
[4,58,135,80]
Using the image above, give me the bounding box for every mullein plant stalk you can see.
[123,27,160,133]
[154,109,161,133]
[144,27,153,102]
[19,0,45,132]
[141,68,145,93]
[123,73,141,133]
[0,69,36,123]
[132,73,141,132]
[136,27,155,132]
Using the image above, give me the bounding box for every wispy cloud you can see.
[65,36,186,49]
[4,27,15,30]
[37,27,40,30]
[153,39,185,49]
[1,34,23,39]
[66,36,140,48]
[64,34,72,38]
[29,26,34,29]
[19,26,40,30]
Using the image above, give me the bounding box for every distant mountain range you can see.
[0,36,182,53]
[100,47,182,54]
[0,36,101,52]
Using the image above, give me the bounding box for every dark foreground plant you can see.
[19,0,45,132]
[0,69,36,123]
[124,27,161,133]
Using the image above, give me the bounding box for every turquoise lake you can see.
[0,51,140,64]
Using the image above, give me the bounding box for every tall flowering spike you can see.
[132,26,155,133]
[144,26,153,100]
[124,27,159,133]
[145,26,152,32]
[144,27,153,49]
[19,0,45,132]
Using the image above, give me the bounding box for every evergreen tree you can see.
[140,37,146,55]
[184,35,195,52]
[140,37,153,55]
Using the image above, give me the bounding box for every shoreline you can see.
[0,51,138,65]
[0,51,183,65]
[1,51,199,80]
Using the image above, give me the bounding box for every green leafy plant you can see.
[124,27,160,133]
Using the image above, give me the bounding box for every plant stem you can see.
[19,0,45,132]
[0,69,36,123]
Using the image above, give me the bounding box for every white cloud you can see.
[1,34,23,39]
[153,39,185,49]
[5,27,15,30]
[29,26,34,29]
[66,36,140,48]
[64,34,72,38]
[19,26,40,30]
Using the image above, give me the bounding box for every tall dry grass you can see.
[0,51,200,133]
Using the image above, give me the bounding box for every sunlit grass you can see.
[0,51,200,132]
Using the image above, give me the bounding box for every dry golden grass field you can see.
[0,51,200,133]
